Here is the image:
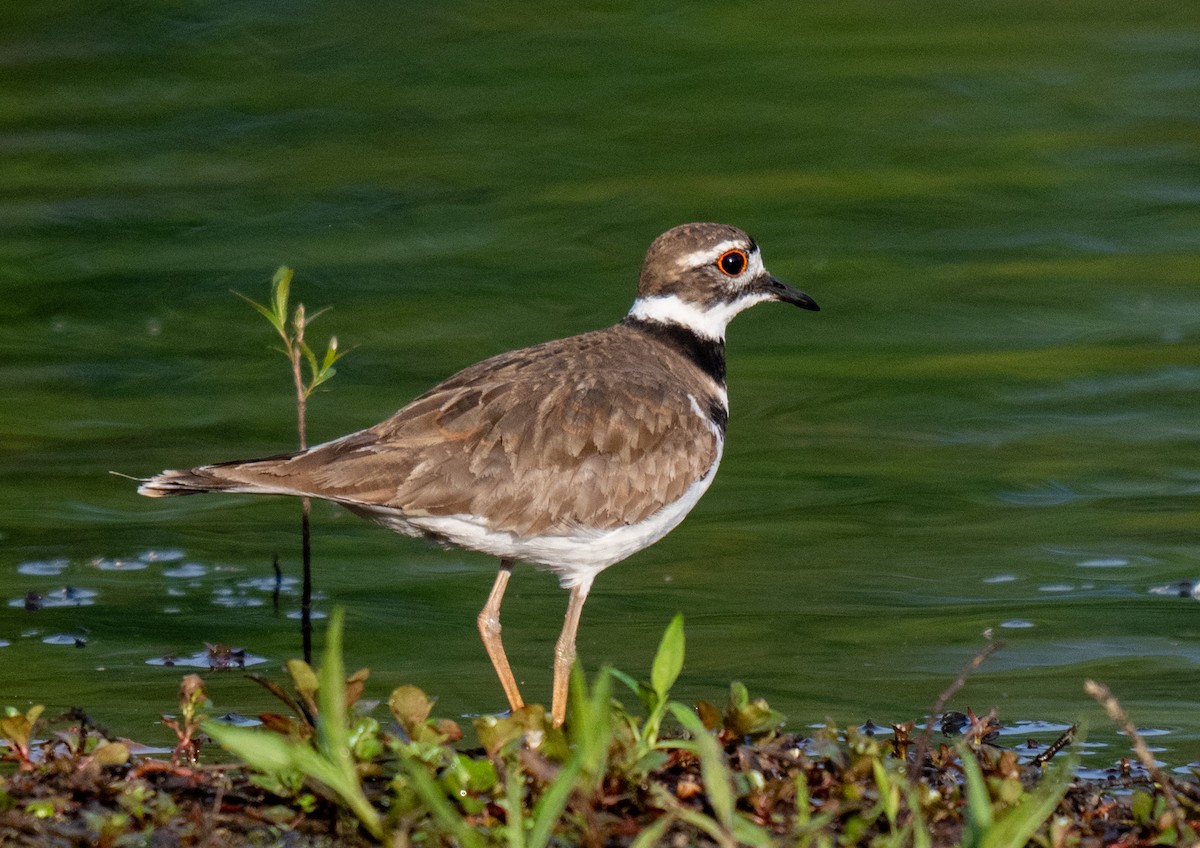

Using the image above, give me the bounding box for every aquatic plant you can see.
[159,674,207,766]
[235,266,347,662]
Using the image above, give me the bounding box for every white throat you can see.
[627,292,770,341]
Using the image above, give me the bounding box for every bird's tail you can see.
[136,452,304,499]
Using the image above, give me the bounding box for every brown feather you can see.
[196,322,721,536]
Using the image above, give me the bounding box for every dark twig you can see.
[293,307,314,664]
[908,637,1003,782]
[301,500,313,663]
[1030,723,1077,768]
[58,708,116,746]
[271,553,282,615]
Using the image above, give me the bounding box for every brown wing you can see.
[272,325,720,535]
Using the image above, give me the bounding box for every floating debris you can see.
[209,713,262,727]
[1149,580,1200,598]
[939,711,969,734]
[43,633,88,648]
[146,644,267,670]
[9,587,98,610]
[138,548,186,563]
[0,639,9,648]
[16,558,69,577]
[999,619,1035,629]
[162,563,208,579]
[90,557,148,572]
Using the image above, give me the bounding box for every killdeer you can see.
[139,222,819,726]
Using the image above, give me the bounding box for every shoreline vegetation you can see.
[12,274,1188,845]
[1,610,1196,847]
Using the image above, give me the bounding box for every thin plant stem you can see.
[292,309,314,664]
[300,501,313,663]
[1085,679,1184,826]
[238,270,345,665]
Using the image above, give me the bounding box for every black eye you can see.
[718,249,747,277]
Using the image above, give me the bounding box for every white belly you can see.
[363,442,723,588]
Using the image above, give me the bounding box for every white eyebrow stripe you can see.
[673,239,748,270]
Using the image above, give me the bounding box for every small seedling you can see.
[235,267,346,441]
[235,266,348,662]
[0,705,44,771]
[160,674,208,766]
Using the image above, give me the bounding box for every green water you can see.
[2,1,1199,768]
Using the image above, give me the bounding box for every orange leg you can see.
[477,559,525,712]
[551,577,593,727]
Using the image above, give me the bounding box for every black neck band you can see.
[623,317,727,385]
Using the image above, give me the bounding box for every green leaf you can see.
[314,608,349,762]
[607,667,643,697]
[322,337,340,371]
[272,266,293,325]
[960,749,994,846]
[233,290,287,338]
[959,744,1074,848]
[1131,790,1153,826]
[629,812,674,848]
[872,759,900,826]
[389,685,434,736]
[569,664,613,785]
[905,785,933,848]
[287,659,319,702]
[650,613,685,701]
[728,681,749,710]
[91,741,130,767]
[528,757,582,848]
[299,340,319,379]
[503,754,527,848]
[669,702,735,830]
[668,801,732,847]
[730,815,776,848]
[977,758,1074,848]
[209,609,383,841]
[397,749,486,848]
[314,365,336,385]
[203,721,298,774]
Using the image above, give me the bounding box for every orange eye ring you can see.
[717,249,748,277]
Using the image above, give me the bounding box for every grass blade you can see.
[650,613,685,700]
[668,702,734,830]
